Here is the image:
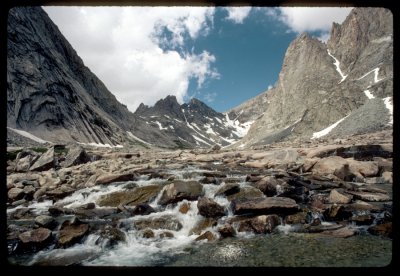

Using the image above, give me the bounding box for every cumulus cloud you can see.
[44,7,217,112]
[277,7,352,34]
[224,7,252,24]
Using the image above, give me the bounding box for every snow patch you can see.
[327,49,348,83]
[127,131,152,146]
[223,113,254,138]
[78,142,123,148]
[192,135,211,146]
[363,90,375,99]
[383,97,393,125]
[311,114,350,139]
[7,127,50,144]
[154,121,168,130]
[357,68,383,83]
[204,124,217,135]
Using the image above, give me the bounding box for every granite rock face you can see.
[232,8,392,147]
[7,7,136,146]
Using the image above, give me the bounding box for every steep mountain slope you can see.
[236,7,392,147]
[132,96,250,148]
[226,89,269,124]
[7,6,137,146]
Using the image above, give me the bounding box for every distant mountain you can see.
[235,7,393,147]
[132,96,251,148]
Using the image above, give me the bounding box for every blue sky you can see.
[44,7,352,113]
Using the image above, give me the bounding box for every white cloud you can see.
[277,7,352,33]
[44,7,217,112]
[224,7,252,24]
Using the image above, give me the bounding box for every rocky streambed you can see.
[6,131,393,266]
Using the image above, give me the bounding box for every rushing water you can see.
[7,166,392,267]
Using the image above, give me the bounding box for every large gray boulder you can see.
[231,197,299,215]
[158,180,204,205]
[29,147,55,171]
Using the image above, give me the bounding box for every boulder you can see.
[254,176,293,197]
[197,197,226,218]
[8,187,24,200]
[158,180,204,205]
[16,155,39,172]
[179,202,191,214]
[237,215,280,234]
[227,186,264,202]
[95,173,136,185]
[30,147,55,171]
[58,219,90,248]
[231,197,299,215]
[35,215,56,229]
[351,215,374,225]
[189,217,217,235]
[215,183,240,197]
[323,205,352,220]
[302,158,319,172]
[348,159,379,179]
[97,185,162,207]
[327,189,353,204]
[306,145,343,158]
[320,227,356,238]
[203,171,227,178]
[382,171,392,184]
[159,231,174,239]
[130,203,155,216]
[218,224,236,238]
[346,191,391,202]
[200,176,220,185]
[285,212,308,224]
[62,145,90,167]
[18,228,52,251]
[134,216,183,231]
[372,157,392,172]
[311,156,351,180]
[46,185,75,199]
[368,222,392,238]
[195,231,216,242]
[141,228,155,239]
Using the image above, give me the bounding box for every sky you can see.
[44,7,352,113]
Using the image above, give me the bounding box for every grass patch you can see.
[7,149,22,161]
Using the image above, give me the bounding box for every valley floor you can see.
[6,129,393,266]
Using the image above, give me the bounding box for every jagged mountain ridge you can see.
[132,96,251,148]
[234,7,392,147]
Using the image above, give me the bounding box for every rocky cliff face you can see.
[236,7,392,147]
[7,7,137,146]
[226,90,269,125]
